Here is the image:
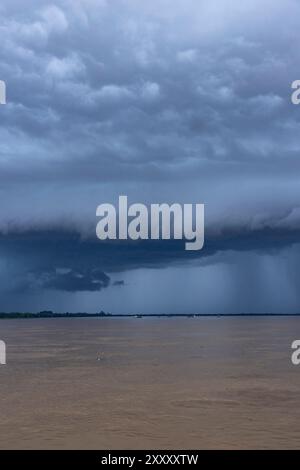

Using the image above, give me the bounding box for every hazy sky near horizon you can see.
[1,0,300,313]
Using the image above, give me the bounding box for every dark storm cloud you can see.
[113,280,124,286]
[1,219,299,294]
[40,268,110,292]
[1,0,300,303]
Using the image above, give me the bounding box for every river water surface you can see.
[0,317,300,449]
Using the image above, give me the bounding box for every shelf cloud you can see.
[0,0,300,312]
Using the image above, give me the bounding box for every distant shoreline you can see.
[0,312,300,319]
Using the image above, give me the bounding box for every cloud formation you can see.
[0,0,300,310]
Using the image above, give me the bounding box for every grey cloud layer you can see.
[1,0,299,189]
[0,0,300,303]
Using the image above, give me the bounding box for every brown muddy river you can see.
[0,317,300,449]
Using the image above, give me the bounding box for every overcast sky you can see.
[1,0,300,313]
